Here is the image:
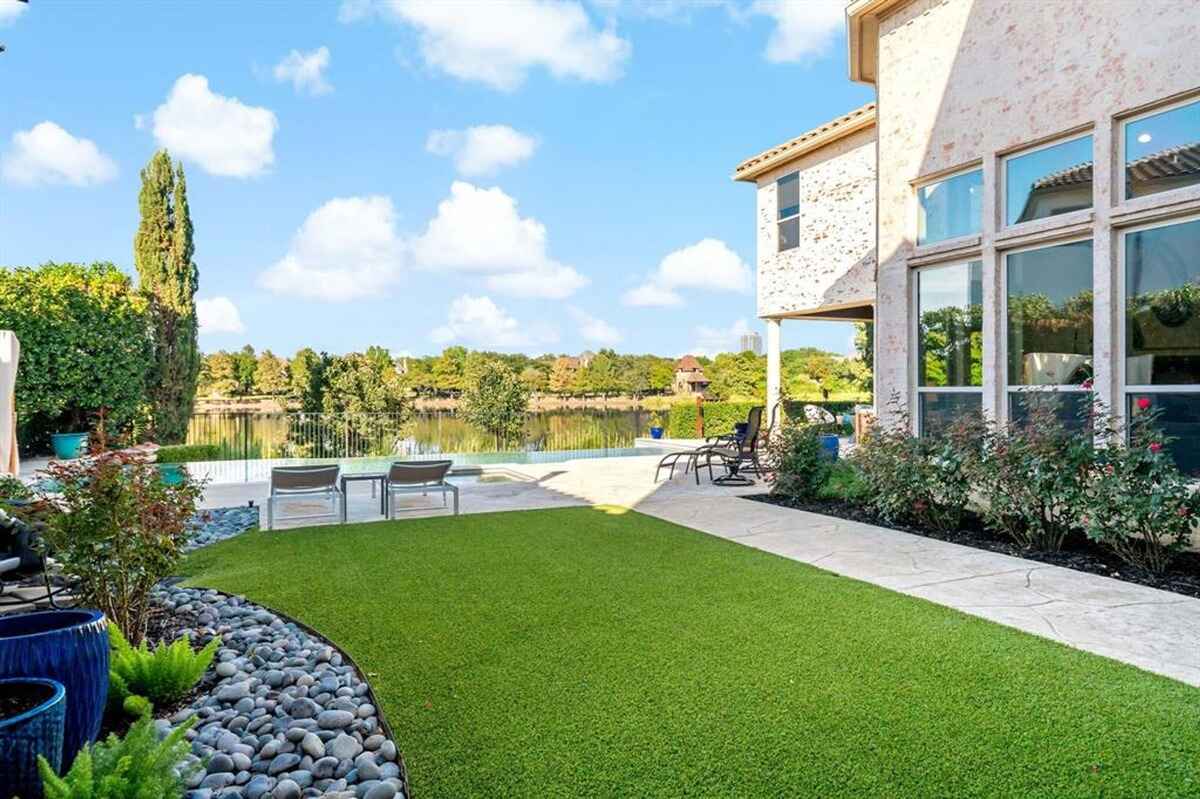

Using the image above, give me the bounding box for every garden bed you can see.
[744,494,1200,599]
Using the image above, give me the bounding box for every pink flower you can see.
[1149,442,1163,454]
[1080,378,1094,390]
[1137,397,1151,411]
[1179,508,1191,518]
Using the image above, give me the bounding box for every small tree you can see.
[254,350,290,395]
[461,361,531,449]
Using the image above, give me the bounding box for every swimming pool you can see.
[186,446,670,484]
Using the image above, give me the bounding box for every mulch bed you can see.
[744,494,1200,600]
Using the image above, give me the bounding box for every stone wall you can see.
[873,0,1200,425]
[755,126,877,319]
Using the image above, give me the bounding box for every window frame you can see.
[1117,213,1200,398]
[776,171,800,253]
[1000,235,1096,421]
[1000,132,1095,229]
[1117,94,1200,204]
[912,259,985,436]
[915,164,984,246]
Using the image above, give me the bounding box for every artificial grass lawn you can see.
[181,507,1200,798]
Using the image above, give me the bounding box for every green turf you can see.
[181,507,1200,798]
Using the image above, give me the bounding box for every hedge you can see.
[156,444,220,464]
[668,400,869,438]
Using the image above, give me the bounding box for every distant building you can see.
[739,332,763,355]
[673,355,710,396]
[577,350,596,369]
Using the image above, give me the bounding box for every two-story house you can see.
[738,0,1199,475]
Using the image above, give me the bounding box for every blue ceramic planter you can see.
[50,433,88,460]
[819,434,840,461]
[0,610,108,766]
[157,463,187,486]
[649,427,664,439]
[0,677,65,799]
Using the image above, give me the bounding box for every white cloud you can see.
[413,181,588,299]
[431,294,556,348]
[690,318,752,358]
[751,0,843,63]
[1,122,117,187]
[570,307,622,345]
[425,125,537,177]
[623,238,751,307]
[365,0,631,91]
[196,297,246,335]
[150,74,278,177]
[273,46,333,96]
[259,195,406,301]
[0,0,26,26]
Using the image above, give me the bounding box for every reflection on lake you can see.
[187,409,652,460]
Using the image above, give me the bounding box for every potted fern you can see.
[648,412,665,440]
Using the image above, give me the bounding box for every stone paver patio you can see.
[202,453,1200,687]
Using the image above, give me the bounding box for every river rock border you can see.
[153,585,409,799]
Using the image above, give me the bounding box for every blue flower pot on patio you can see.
[819,434,840,461]
[649,427,664,439]
[50,433,88,460]
[0,677,66,799]
[157,463,186,486]
[0,610,108,766]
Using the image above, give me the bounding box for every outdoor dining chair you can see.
[266,465,342,530]
[385,460,458,517]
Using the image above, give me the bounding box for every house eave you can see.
[846,0,915,84]
[732,103,876,182]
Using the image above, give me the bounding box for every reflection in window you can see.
[919,392,982,438]
[918,262,983,387]
[1129,393,1200,477]
[1007,240,1094,386]
[917,261,983,437]
[1125,219,1200,386]
[918,170,982,245]
[1125,99,1200,200]
[1005,136,1093,225]
[1009,390,1092,433]
[777,173,799,252]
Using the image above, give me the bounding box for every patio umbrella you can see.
[0,331,18,477]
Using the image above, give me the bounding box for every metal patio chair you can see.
[385,460,458,517]
[266,465,342,530]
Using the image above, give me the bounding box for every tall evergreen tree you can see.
[134,151,199,443]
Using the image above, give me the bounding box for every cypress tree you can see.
[134,150,200,443]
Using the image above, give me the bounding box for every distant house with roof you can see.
[673,356,710,396]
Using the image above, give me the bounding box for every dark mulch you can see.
[744,494,1200,600]
[0,681,55,720]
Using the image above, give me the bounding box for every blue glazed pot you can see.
[819,434,840,461]
[0,610,108,766]
[50,433,88,460]
[0,677,66,799]
[649,427,664,440]
[157,463,186,486]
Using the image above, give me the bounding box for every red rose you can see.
[1080,378,1094,390]
[1149,442,1163,454]
[1137,397,1151,411]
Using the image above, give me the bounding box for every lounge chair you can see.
[701,405,765,486]
[386,460,458,517]
[654,406,764,484]
[266,465,342,530]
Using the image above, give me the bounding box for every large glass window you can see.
[1006,240,1093,429]
[918,169,982,245]
[1124,217,1200,476]
[1005,135,1093,226]
[777,172,799,252]
[916,261,983,435]
[1125,99,1200,200]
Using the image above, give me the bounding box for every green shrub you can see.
[109,624,218,706]
[966,396,1096,552]
[667,402,758,439]
[765,423,831,502]
[852,401,974,532]
[819,460,869,503]
[1081,410,1200,573]
[0,262,152,453]
[38,713,198,799]
[35,451,203,644]
[0,475,31,500]
[155,443,219,463]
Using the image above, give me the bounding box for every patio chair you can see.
[386,460,458,517]
[702,405,765,486]
[654,406,765,485]
[266,465,342,530]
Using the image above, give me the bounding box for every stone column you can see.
[765,318,782,432]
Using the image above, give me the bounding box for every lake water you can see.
[187,409,654,461]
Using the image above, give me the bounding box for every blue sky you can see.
[0,0,872,358]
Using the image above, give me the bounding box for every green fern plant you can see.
[37,713,197,799]
[109,624,219,706]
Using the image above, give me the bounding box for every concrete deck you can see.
[198,452,1200,688]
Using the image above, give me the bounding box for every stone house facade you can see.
[739,0,1200,475]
